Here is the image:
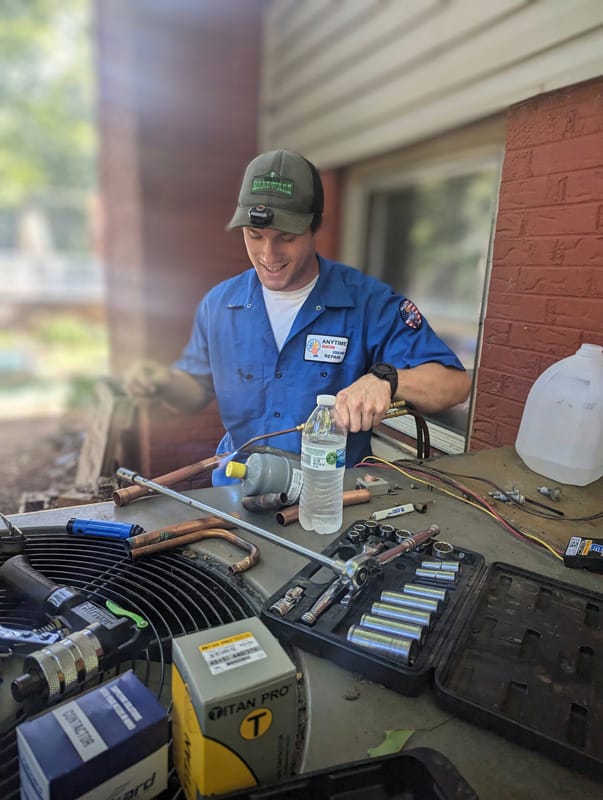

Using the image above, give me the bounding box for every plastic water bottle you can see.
[515,343,603,486]
[225,453,303,503]
[299,395,347,534]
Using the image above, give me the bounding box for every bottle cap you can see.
[225,461,247,479]
[316,394,336,405]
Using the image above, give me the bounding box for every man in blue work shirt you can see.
[124,150,470,482]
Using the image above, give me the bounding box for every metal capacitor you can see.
[359,613,426,644]
[346,625,417,665]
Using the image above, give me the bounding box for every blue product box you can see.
[17,670,168,800]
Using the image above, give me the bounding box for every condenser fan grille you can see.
[0,528,259,800]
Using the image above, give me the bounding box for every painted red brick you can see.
[530,132,603,176]
[482,319,512,345]
[524,204,601,236]
[488,265,520,294]
[546,297,603,330]
[471,77,603,451]
[493,236,603,266]
[516,266,593,296]
[486,293,548,324]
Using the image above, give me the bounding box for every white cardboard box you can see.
[17,670,168,800]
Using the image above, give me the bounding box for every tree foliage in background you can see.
[0,0,95,207]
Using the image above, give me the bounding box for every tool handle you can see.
[0,554,59,606]
[67,518,144,540]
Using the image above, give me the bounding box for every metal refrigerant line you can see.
[116,467,351,579]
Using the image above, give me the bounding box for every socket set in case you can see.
[261,519,485,696]
[261,520,603,780]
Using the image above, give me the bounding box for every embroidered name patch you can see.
[399,299,423,329]
[304,334,349,363]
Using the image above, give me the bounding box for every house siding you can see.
[261,0,603,168]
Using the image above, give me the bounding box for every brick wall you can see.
[470,77,603,450]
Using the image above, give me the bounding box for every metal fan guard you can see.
[0,530,260,800]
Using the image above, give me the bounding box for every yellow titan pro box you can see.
[172,617,298,799]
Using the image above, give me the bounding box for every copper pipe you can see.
[113,455,222,507]
[125,515,240,551]
[275,488,372,526]
[113,424,304,507]
[129,526,260,573]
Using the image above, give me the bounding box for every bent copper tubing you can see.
[113,424,304,507]
[125,515,240,551]
[129,526,260,573]
[275,488,372,526]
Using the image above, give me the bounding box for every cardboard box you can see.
[172,617,298,799]
[17,670,168,800]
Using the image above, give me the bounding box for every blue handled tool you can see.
[67,518,144,540]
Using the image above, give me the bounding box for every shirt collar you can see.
[225,254,355,309]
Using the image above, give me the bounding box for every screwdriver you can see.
[67,518,144,540]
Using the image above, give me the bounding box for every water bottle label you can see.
[301,443,346,470]
[286,468,304,503]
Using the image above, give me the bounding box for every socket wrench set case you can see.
[260,520,603,781]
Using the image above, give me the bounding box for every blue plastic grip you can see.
[67,518,144,540]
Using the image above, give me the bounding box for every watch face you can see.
[372,363,395,379]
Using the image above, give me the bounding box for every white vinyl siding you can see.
[260,0,603,167]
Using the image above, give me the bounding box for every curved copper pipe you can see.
[275,488,372,526]
[125,514,239,551]
[128,526,260,573]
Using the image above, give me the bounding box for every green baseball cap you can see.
[227,150,317,234]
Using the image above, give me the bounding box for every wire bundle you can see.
[358,456,603,562]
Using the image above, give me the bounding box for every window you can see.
[342,122,504,452]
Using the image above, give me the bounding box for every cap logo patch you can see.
[251,170,294,197]
[399,299,422,329]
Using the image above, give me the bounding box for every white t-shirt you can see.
[262,275,319,351]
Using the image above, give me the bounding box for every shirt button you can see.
[275,371,282,378]
[321,370,327,377]
[246,303,252,308]
[274,411,281,418]
[316,305,321,310]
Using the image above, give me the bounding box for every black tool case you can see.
[221,747,478,799]
[260,521,603,781]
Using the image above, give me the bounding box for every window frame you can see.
[340,117,506,453]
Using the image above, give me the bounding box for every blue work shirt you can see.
[173,256,464,483]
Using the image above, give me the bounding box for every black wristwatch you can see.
[368,362,398,400]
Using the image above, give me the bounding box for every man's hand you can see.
[335,374,392,433]
[121,359,211,414]
[335,362,472,433]
[121,359,172,400]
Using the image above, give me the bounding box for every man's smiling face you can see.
[242,227,318,292]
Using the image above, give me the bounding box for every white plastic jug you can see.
[515,343,603,486]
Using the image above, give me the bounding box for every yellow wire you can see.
[359,456,563,561]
